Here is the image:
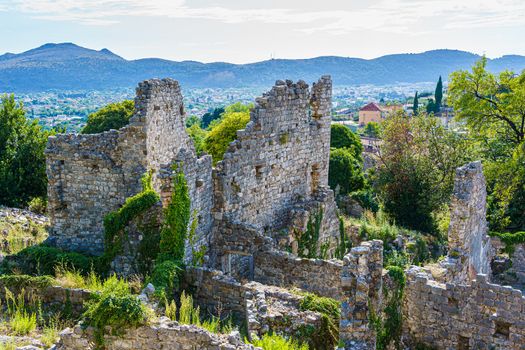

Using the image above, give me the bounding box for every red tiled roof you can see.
[360,102,382,112]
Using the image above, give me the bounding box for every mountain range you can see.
[1,43,525,92]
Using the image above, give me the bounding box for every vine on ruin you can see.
[372,266,406,350]
[298,292,340,350]
[489,231,525,254]
[100,170,160,272]
[297,209,324,259]
[159,164,190,262]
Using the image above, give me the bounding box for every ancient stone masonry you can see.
[57,322,257,350]
[212,77,339,254]
[441,161,494,283]
[339,240,383,350]
[46,77,338,268]
[403,267,525,349]
[46,78,213,258]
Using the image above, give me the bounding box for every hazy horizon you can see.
[1,0,524,64]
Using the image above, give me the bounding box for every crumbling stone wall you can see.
[403,266,525,349]
[46,125,147,255]
[339,240,383,350]
[212,77,339,251]
[46,79,213,258]
[57,322,256,350]
[441,161,494,283]
[253,249,343,300]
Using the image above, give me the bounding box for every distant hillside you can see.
[1,43,525,92]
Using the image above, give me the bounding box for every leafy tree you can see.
[426,98,436,114]
[0,94,55,207]
[330,124,363,161]
[375,112,471,233]
[413,91,419,116]
[328,148,365,195]
[186,123,208,156]
[201,106,225,129]
[185,115,200,128]
[364,122,380,138]
[203,103,252,164]
[81,100,134,134]
[435,76,443,110]
[449,58,525,230]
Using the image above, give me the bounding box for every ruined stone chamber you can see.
[45,76,339,278]
[211,77,340,280]
[45,78,213,265]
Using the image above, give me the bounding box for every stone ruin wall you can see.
[441,161,494,283]
[45,122,147,255]
[403,267,525,349]
[45,79,213,258]
[339,240,383,350]
[212,77,339,252]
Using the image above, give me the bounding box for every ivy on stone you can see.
[159,164,191,262]
[101,170,160,271]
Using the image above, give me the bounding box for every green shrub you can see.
[0,274,54,290]
[350,188,379,213]
[490,231,525,254]
[203,103,251,164]
[27,197,47,215]
[83,275,147,347]
[251,333,308,350]
[149,260,184,297]
[297,210,323,259]
[298,293,339,350]
[2,245,93,276]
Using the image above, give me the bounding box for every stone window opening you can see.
[179,105,184,116]
[311,164,320,194]
[255,165,263,180]
[494,321,511,339]
[458,336,470,350]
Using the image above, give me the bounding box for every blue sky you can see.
[1,0,525,63]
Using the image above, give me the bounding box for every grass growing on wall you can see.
[298,293,340,350]
[250,333,309,350]
[490,231,525,254]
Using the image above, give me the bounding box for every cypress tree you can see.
[413,91,419,116]
[435,76,443,112]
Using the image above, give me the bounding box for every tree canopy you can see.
[0,94,56,207]
[203,103,252,164]
[449,57,525,231]
[81,100,134,134]
[374,112,471,233]
[328,148,365,195]
[330,124,363,161]
[201,107,225,129]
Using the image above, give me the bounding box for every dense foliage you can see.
[159,165,191,262]
[201,107,225,129]
[328,148,365,196]
[375,112,471,233]
[298,293,340,350]
[101,171,160,271]
[81,100,134,134]
[0,94,56,207]
[84,275,149,348]
[328,124,365,196]
[449,58,525,231]
[203,103,251,163]
[1,245,94,276]
[364,122,380,138]
[330,124,363,160]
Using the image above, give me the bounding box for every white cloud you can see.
[9,0,525,33]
